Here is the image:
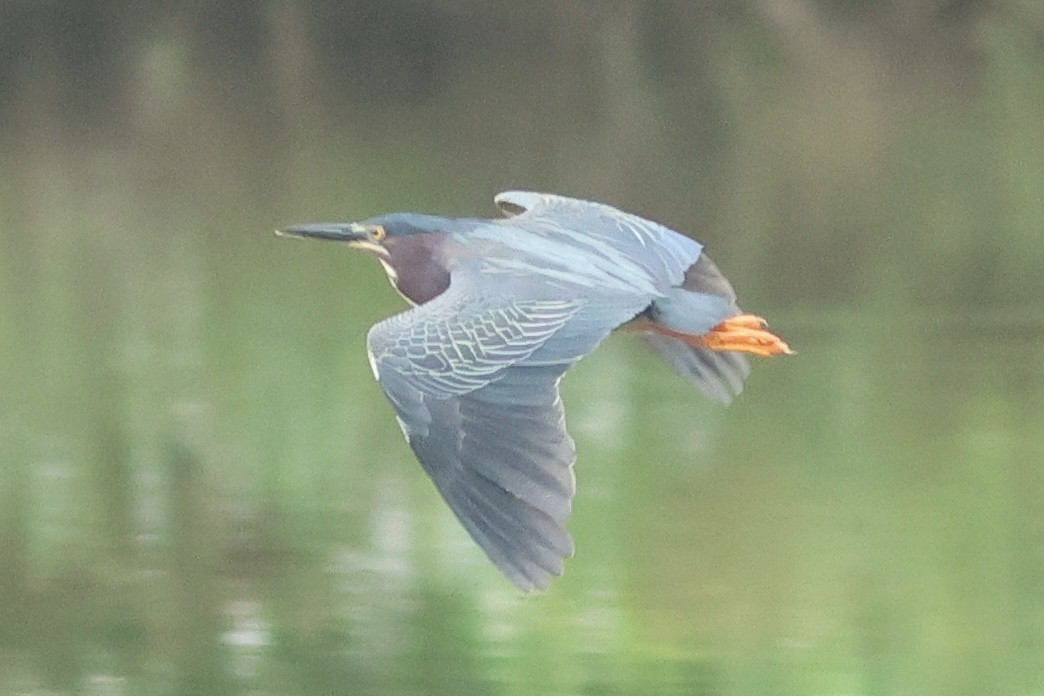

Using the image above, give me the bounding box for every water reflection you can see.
[3,262,1043,694]
[2,129,1043,696]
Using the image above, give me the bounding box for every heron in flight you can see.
[279,192,791,591]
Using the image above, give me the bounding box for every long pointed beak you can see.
[276,222,368,242]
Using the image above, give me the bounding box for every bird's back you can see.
[456,192,704,298]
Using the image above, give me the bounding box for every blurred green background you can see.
[2,1,1043,694]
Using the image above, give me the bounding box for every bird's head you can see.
[277,213,467,304]
[276,213,451,258]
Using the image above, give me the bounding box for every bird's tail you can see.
[642,332,751,404]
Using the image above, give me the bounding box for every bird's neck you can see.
[385,232,453,305]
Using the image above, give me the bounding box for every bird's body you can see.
[279,192,791,590]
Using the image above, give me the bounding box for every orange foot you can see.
[693,314,794,357]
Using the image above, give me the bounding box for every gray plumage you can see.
[281,191,763,591]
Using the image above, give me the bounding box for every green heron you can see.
[279,191,790,591]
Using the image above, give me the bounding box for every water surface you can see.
[3,219,1042,694]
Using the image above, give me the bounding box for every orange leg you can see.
[643,313,794,357]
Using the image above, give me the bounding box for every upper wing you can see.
[367,285,584,404]
[493,190,703,287]
[367,270,631,591]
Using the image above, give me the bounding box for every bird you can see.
[278,191,791,591]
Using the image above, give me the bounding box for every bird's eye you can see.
[371,225,386,242]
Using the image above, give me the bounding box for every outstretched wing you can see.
[367,269,642,591]
[387,364,577,591]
